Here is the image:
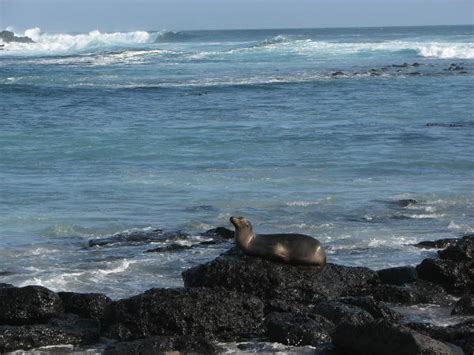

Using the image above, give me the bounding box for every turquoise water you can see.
[1,26,473,298]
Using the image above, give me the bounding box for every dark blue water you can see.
[0,26,473,298]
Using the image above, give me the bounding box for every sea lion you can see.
[230,216,326,267]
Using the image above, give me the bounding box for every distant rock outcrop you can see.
[0,30,34,43]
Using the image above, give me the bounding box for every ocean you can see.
[0,25,473,300]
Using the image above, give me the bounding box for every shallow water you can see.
[1,25,473,299]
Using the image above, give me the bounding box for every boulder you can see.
[312,301,374,327]
[451,295,474,315]
[377,266,417,285]
[407,320,473,355]
[438,235,474,261]
[0,285,64,325]
[0,30,34,43]
[103,287,264,341]
[58,292,112,320]
[265,312,334,347]
[346,280,451,305]
[103,335,220,355]
[416,258,473,294]
[333,319,463,355]
[0,314,99,353]
[338,296,401,323]
[182,248,378,304]
[415,238,458,249]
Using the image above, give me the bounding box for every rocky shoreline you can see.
[0,232,472,354]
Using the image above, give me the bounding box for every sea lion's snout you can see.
[230,216,247,229]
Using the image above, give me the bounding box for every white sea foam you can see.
[1,27,153,56]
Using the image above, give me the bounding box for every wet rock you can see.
[313,301,374,326]
[409,71,422,76]
[145,243,192,253]
[392,63,409,68]
[333,319,463,355]
[103,335,221,355]
[332,71,346,77]
[347,280,452,305]
[182,249,378,304]
[412,62,421,67]
[89,229,187,247]
[378,266,417,285]
[451,295,474,315]
[0,271,15,276]
[416,258,473,294]
[398,199,417,207]
[407,320,473,355]
[0,285,64,325]
[338,296,401,323]
[0,283,13,288]
[448,64,464,71]
[201,227,234,239]
[0,30,34,43]
[58,292,112,320]
[415,238,458,249]
[103,287,264,341]
[438,235,474,261]
[265,312,334,346]
[0,314,100,353]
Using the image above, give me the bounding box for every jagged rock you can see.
[415,238,458,249]
[451,295,474,315]
[378,266,417,285]
[201,227,234,239]
[265,312,334,346]
[0,285,64,325]
[0,30,34,43]
[312,301,374,326]
[0,314,99,353]
[145,243,192,253]
[407,320,473,355]
[103,287,264,341]
[438,235,474,261]
[416,258,473,294]
[182,248,378,304]
[88,229,191,247]
[346,280,452,305]
[103,335,221,355]
[58,292,112,320]
[398,199,417,207]
[333,319,463,355]
[338,296,401,323]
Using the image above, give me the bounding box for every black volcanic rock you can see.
[0,315,99,353]
[103,335,221,355]
[201,227,234,239]
[312,301,374,327]
[338,296,401,323]
[88,229,188,247]
[398,199,417,207]
[182,248,378,304]
[0,30,34,43]
[265,312,334,347]
[451,295,474,315]
[0,285,64,325]
[333,319,463,355]
[438,235,474,261]
[378,266,417,285]
[416,258,473,294]
[346,280,452,305]
[407,320,474,355]
[58,292,112,320]
[103,287,264,341]
[145,243,192,253]
[415,238,459,249]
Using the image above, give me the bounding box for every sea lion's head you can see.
[230,216,253,233]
